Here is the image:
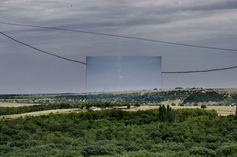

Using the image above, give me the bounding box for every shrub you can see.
[217,144,237,157]
[82,144,121,157]
[189,146,216,157]
[134,103,141,107]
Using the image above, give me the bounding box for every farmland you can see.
[121,105,236,116]
[0,102,40,108]
[0,88,236,118]
[0,108,80,119]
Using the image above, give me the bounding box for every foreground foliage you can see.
[0,108,237,157]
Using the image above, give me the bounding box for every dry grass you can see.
[87,88,237,96]
[0,108,81,119]
[217,88,237,94]
[159,99,182,106]
[0,102,40,108]
[1,105,235,119]
[120,105,236,116]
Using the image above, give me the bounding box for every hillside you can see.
[1,88,237,106]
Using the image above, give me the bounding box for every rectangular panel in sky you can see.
[86,56,161,92]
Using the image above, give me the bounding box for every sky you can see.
[86,56,161,92]
[0,0,237,93]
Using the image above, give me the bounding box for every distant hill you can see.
[0,88,237,106]
[85,88,237,105]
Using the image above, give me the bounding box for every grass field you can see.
[0,102,40,107]
[0,104,235,119]
[0,108,81,119]
[121,105,236,116]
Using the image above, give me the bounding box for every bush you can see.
[134,103,141,107]
[171,103,176,106]
[82,144,121,157]
[217,144,237,157]
[0,108,236,157]
[189,146,216,157]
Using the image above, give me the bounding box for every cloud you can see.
[0,0,237,93]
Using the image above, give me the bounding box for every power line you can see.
[0,31,86,65]
[1,21,237,52]
[1,31,237,74]
[162,65,237,74]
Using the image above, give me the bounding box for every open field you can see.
[0,108,81,119]
[217,88,237,94]
[121,105,236,116]
[0,88,236,119]
[0,102,40,108]
[1,105,235,119]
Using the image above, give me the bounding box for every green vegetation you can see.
[0,90,236,156]
[1,89,236,106]
[0,103,82,116]
[0,102,121,116]
[86,90,191,103]
[183,91,226,104]
[0,107,236,157]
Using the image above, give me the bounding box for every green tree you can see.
[217,144,237,157]
[158,105,175,122]
[189,146,216,157]
[235,105,237,115]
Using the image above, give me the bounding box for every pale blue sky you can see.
[86,56,161,92]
